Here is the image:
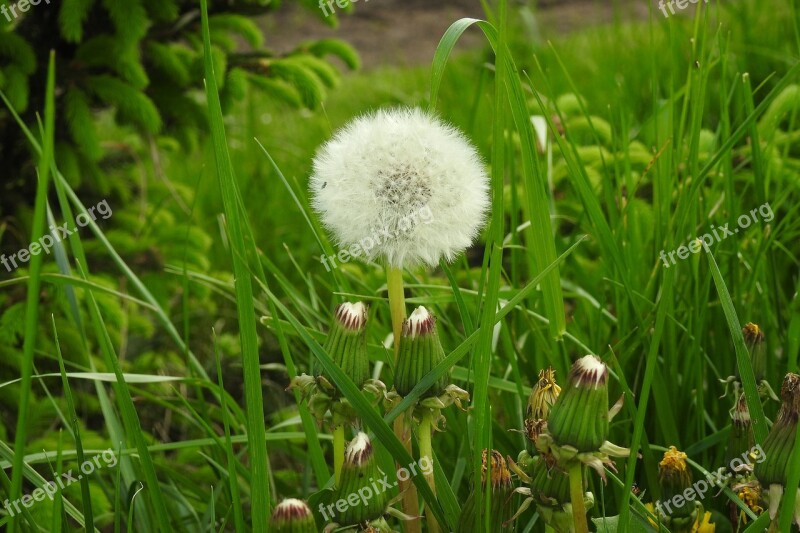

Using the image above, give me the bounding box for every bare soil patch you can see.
[263,0,648,68]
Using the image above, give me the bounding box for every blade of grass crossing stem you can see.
[8,51,55,533]
[706,252,769,443]
[199,0,271,527]
[263,289,454,529]
[52,316,95,529]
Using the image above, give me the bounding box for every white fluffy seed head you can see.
[310,108,490,268]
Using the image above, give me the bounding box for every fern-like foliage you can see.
[0,0,360,209]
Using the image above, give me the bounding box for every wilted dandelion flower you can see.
[310,108,490,268]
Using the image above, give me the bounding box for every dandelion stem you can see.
[568,462,589,533]
[386,266,406,361]
[419,410,440,533]
[333,426,345,484]
[386,266,420,532]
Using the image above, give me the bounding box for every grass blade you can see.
[199,0,272,526]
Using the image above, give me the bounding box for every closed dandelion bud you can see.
[322,302,370,391]
[657,447,695,521]
[335,433,388,525]
[743,323,766,382]
[394,306,447,398]
[457,450,514,532]
[270,499,317,533]
[547,355,609,451]
[754,373,800,525]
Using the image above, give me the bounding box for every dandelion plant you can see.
[310,108,489,527]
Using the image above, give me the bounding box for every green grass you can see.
[2,0,800,531]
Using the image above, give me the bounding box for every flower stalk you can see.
[386,267,419,533]
[419,409,439,533]
[568,462,589,533]
[333,425,345,484]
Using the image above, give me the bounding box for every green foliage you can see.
[0,0,359,204]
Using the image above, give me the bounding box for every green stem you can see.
[419,410,440,533]
[568,462,589,533]
[387,266,406,361]
[333,426,345,484]
[386,266,420,533]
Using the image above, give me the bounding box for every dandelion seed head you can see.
[310,108,490,267]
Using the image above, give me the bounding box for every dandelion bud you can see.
[657,447,695,521]
[743,323,766,382]
[334,433,388,525]
[547,355,610,451]
[322,302,370,391]
[269,499,316,533]
[457,450,514,531]
[393,306,447,397]
[754,373,800,526]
